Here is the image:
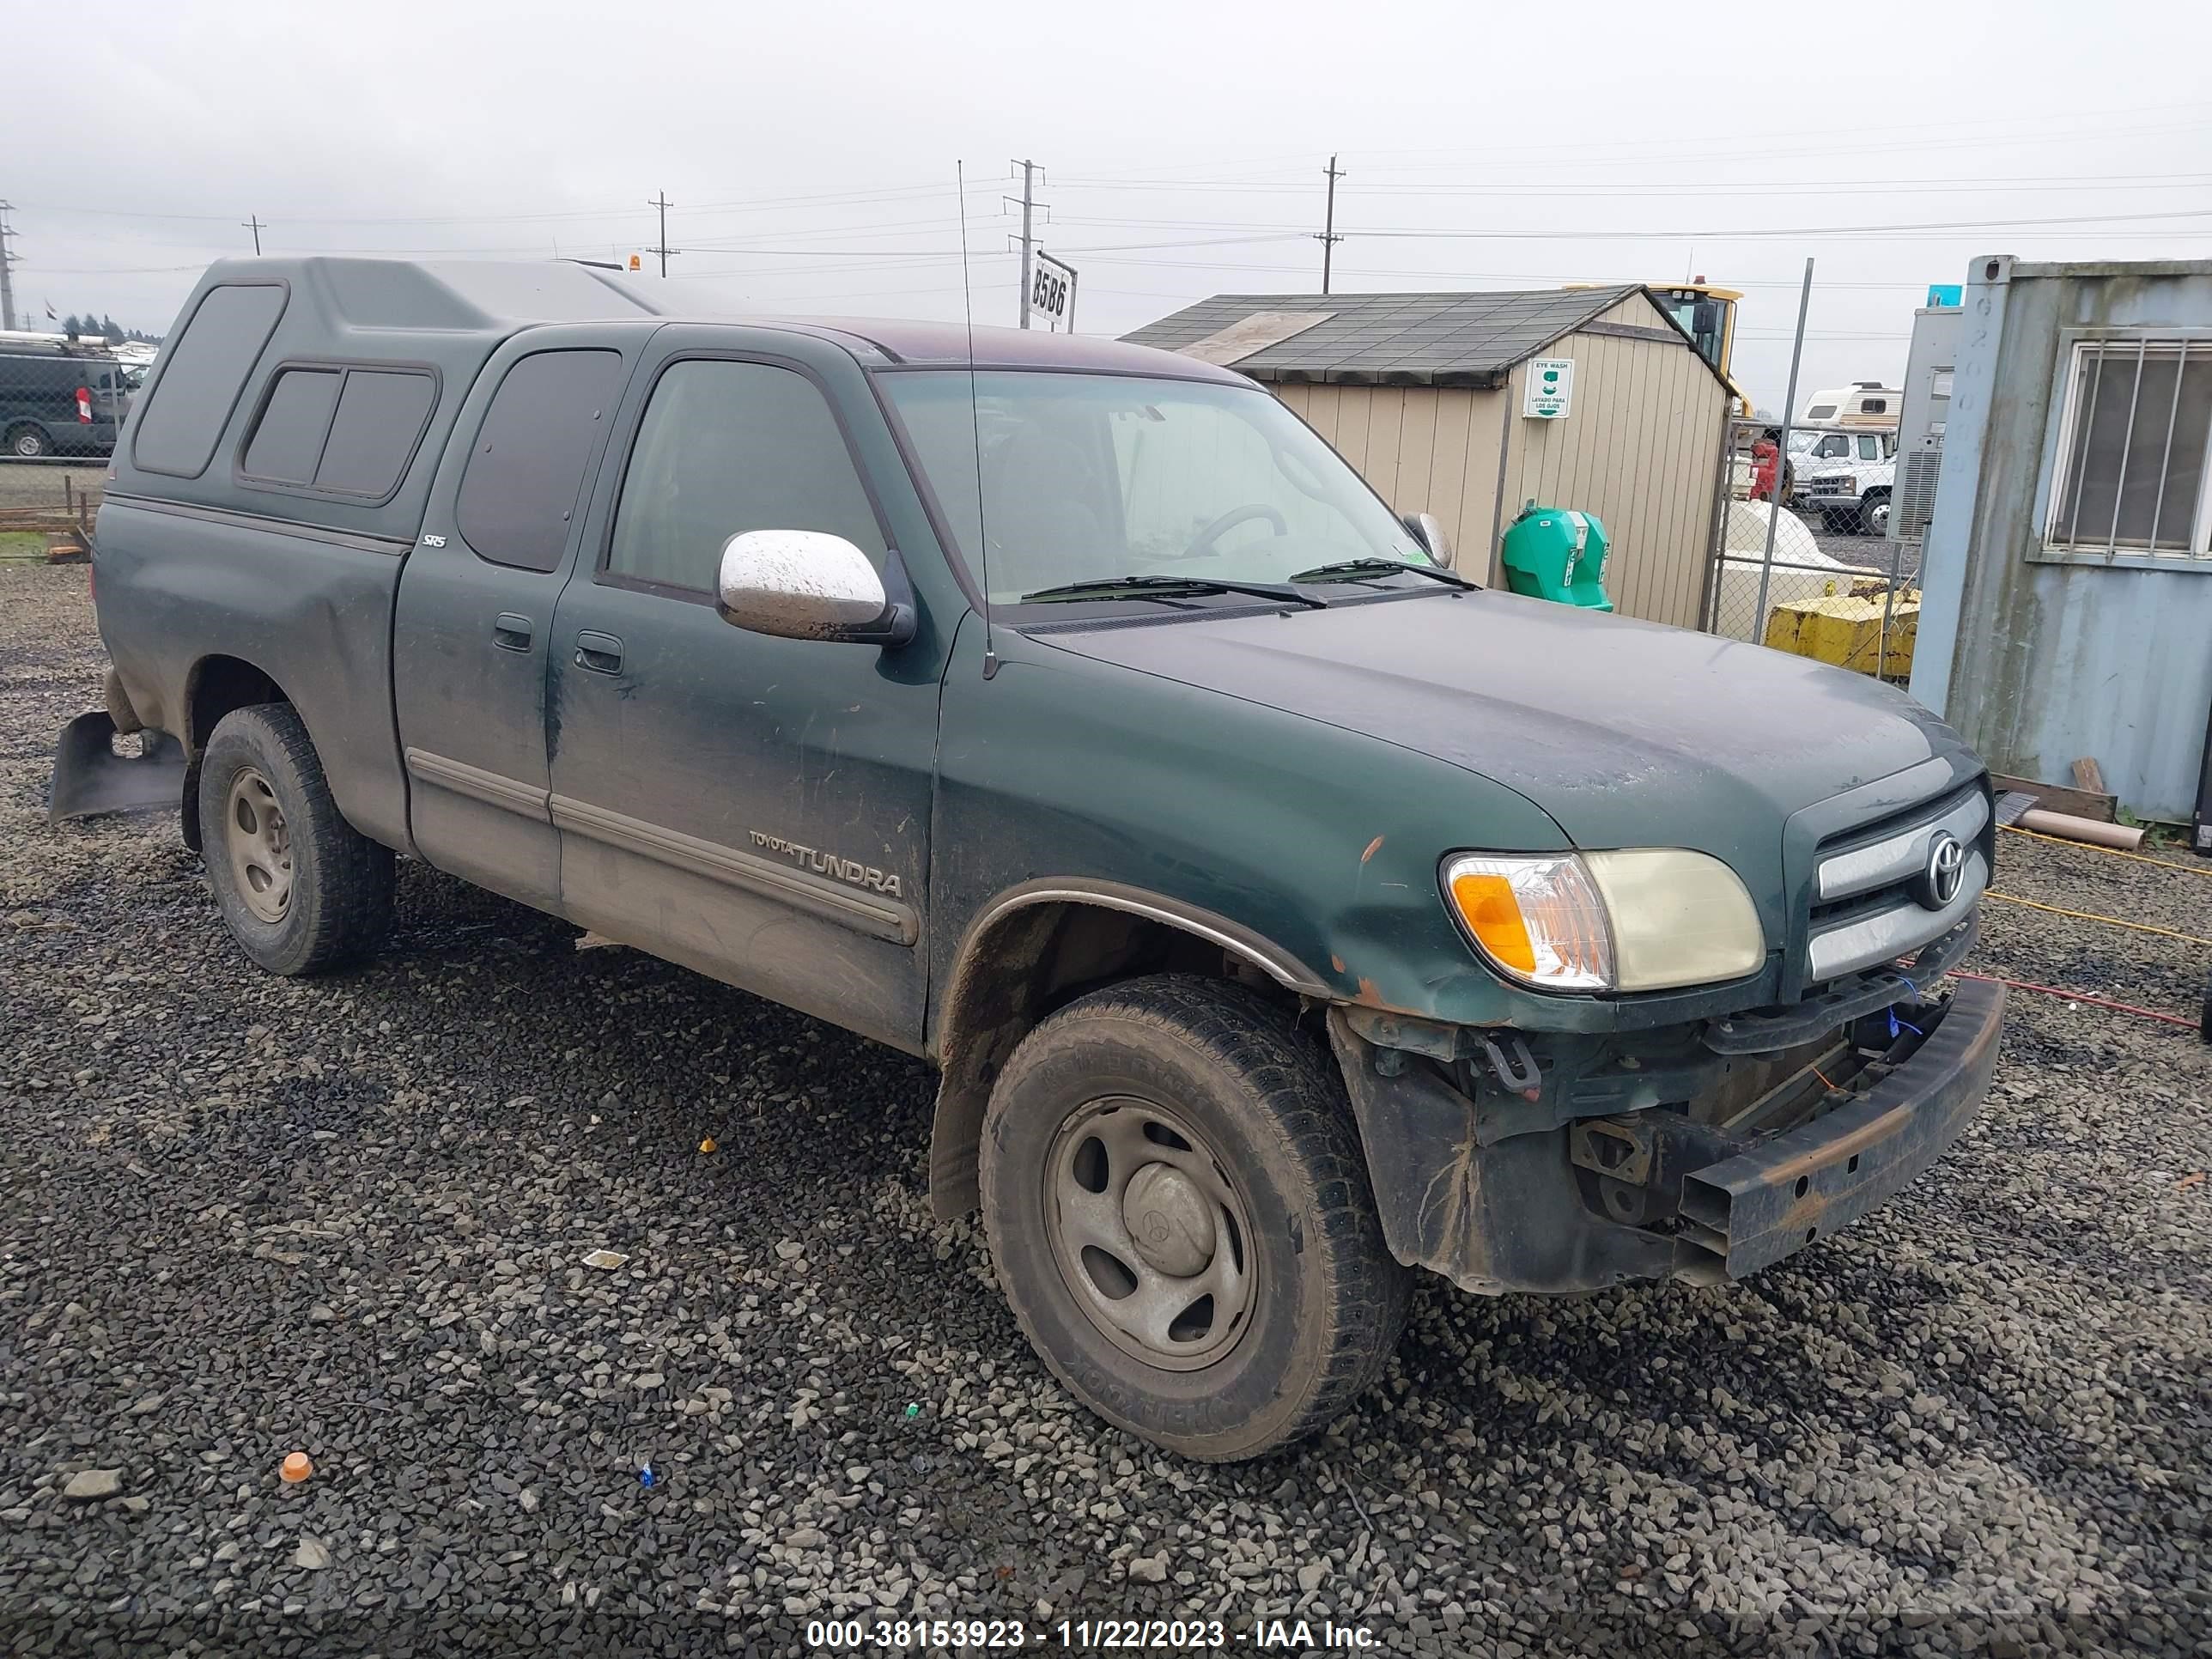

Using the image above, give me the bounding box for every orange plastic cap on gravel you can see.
[280,1452,313,1484]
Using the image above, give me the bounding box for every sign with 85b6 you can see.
[1030,253,1075,331]
[1523,356,1574,419]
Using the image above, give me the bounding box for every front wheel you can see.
[198,703,393,975]
[1860,492,1892,537]
[980,976,1408,1461]
[7,424,53,459]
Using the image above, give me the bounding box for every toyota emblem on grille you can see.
[1917,831,1966,910]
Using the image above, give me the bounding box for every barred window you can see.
[2048,339,2212,557]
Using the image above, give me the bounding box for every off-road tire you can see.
[979,975,1408,1461]
[6,424,53,459]
[198,703,393,975]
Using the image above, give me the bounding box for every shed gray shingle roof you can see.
[1119,286,1665,387]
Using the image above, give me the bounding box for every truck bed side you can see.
[94,497,414,851]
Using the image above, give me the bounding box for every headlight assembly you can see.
[1443,849,1765,994]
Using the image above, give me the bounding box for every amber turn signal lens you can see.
[1449,872,1537,975]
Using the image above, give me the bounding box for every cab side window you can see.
[606,359,884,592]
[1856,434,1882,461]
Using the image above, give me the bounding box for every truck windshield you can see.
[877,370,1431,604]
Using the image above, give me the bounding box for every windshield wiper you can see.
[1018,574,1328,610]
[1286,558,1479,590]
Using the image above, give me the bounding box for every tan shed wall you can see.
[1273,290,1726,631]
[1273,381,1508,587]
[1493,295,1727,629]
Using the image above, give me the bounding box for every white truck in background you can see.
[1789,426,1899,535]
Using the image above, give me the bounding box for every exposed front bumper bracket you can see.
[1674,977,2006,1281]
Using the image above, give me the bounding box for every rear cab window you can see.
[131,283,289,477]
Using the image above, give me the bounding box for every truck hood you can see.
[1028,587,1967,854]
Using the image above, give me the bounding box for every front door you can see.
[546,344,944,1051]
[396,335,635,908]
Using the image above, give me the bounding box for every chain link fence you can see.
[1698,416,1919,684]
[0,459,103,562]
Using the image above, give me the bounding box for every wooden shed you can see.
[1122,287,1731,629]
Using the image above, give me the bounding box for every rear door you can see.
[394,327,638,910]
[544,331,945,1051]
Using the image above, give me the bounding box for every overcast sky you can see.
[8,0,2212,411]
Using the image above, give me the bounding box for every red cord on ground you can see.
[1952,971,2199,1030]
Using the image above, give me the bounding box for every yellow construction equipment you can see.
[1572,280,1752,416]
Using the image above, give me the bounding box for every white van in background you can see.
[1789,426,1899,534]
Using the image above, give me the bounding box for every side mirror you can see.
[715,530,917,647]
[1402,511,1455,570]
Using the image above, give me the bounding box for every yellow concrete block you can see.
[1763,591,1918,678]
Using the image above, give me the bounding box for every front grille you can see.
[1805,782,1989,983]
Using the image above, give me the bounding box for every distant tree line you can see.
[56,313,162,345]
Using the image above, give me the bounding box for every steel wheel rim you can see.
[1042,1096,1256,1372]
[224,767,295,924]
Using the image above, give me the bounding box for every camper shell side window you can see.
[234,359,440,505]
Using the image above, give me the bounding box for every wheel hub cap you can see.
[225,768,295,924]
[1122,1163,1215,1277]
[1044,1098,1255,1371]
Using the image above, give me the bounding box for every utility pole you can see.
[1011,159,1039,329]
[647,192,678,277]
[242,214,264,256]
[1316,155,1345,295]
[0,202,18,331]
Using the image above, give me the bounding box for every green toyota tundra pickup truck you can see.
[70,257,2002,1461]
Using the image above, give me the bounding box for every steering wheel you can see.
[1183,502,1290,558]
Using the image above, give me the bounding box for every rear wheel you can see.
[980,975,1408,1461]
[7,424,53,459]
[197,703,393,975]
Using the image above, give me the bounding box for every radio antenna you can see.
[957,160,997,680]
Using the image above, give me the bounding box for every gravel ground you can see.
[2,562,2207,1657]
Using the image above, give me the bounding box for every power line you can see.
[1048,204,2212,241]
[1055,172,2212,199]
